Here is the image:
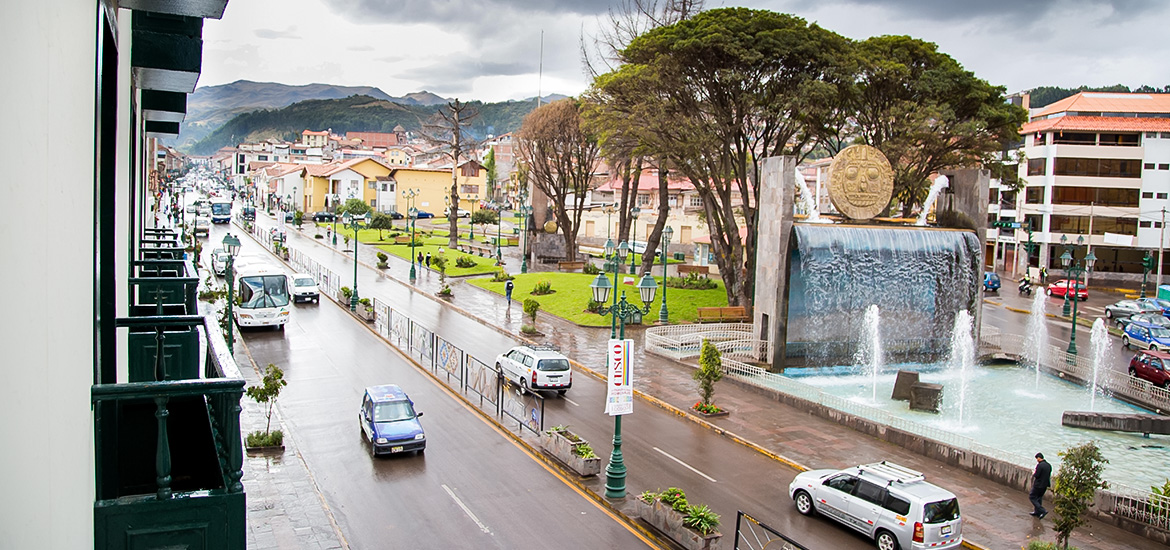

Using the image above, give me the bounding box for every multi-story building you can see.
[1010,92,1170,283]
[6,1,245,548]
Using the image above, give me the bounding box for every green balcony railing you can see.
[93,313,245,550]
[130,259,198,316]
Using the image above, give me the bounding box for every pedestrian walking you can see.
[1029,452,1051,518]
[505,279,514,306]
[1039,267,1047,284]
[425,252,432,267]
[417,252,424,266]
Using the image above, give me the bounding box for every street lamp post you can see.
[658,226,673,324]
[518,190,532,274]
[343,212,369,311]
[495,203,503,263]
[628,207,641,274]
[1059,235,1096,356]
[589,240,658,499]
[1142,251,1154,299]
[403,188,420,281]
[222,233,241,355]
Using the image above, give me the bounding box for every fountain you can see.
[1023,290,1050,388]
[794,167,830,223]
[855,305,883,403]
[916,175,950,226]
[1090,319,1111,411]
[949,311,975,427]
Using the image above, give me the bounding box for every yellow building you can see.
[388,161,486,216]
[300,158,393,213]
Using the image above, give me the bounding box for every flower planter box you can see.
[361,308,376,322]
[245,445,285,456]
[540,429,602,477]
[691,407,730,419]
[635,498,722,550]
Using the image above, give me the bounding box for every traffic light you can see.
[1143,253,1157,272]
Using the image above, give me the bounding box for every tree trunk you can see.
[640,167,670,276]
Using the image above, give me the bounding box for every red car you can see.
[1129,350,1170,388]
[1046,279,1088,300]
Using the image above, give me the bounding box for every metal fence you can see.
[732,511,810,550]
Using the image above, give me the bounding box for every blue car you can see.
[983,272,1001,293]
[1137,298,1170,317]
[1122,321,1170,352]
[413,210,434,219]
[359,385,426,456]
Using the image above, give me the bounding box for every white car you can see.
[290,273,320,303]
[789,462,962,550]
[494,345,572,394]
[193,216,211,237]
[444,207,471,218]
[210,247,228,276]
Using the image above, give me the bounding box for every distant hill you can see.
[186,94,547,156]
[172,80,452,149]
[1026,84,1170,109]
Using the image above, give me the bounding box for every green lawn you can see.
[468,272,729,326]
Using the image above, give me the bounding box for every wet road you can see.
[230,213,878,549]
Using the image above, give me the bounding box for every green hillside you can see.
[1026,84,1170,108]
[185,94,542,155]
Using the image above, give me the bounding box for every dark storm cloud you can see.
[798,0,1158,25]
[400,57,536,83]
[322,0,613,27]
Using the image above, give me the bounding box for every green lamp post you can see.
[628,207,641,274]
[589,239,658,499]
[221,233,241,355]
[1142,251,1155,299]
[1059,235,1096,356]
[342,211,369,311]
[495,203,503,263]
[658,226,673,324]
[403,188,420,281]
[520,202,532,274]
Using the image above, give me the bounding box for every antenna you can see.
[537,30,544,108]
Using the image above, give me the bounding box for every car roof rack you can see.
[858,462,925,485]
[528,344,561,352]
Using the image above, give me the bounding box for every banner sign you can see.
[605,339,634,416]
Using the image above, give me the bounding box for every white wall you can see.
[0,1,98,547]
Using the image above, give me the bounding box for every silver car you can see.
[1105,299,1161,320]
[790,462,962,550]
[1116,312,1170,330]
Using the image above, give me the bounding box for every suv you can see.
[1130,350,1170,388]
[1122,321,1170,351]
[982,272,1000,293]
[790,461,962,550]
[359,385,426,456]
[290,273,319,303]
[495,345,572,394]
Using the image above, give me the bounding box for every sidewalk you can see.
[253,213,1161,550]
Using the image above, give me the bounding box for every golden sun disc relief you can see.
[828,145,894,220]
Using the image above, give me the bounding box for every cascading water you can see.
[949,310,975,428]
[916,175,950,226]
[794,167,830,223]
[1090,319,1111,411]
[1023,290,1050,388]
[787,225,981,365]
[853,305,883,403]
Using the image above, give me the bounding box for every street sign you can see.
[605,339,634,416]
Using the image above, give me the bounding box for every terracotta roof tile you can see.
[1021,116,1170,134]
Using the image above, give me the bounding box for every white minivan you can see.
[789,462,962,550]
[494,345,572,395]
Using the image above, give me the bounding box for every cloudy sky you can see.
[201,0,1170,103]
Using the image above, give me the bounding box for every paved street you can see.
[205,201,1168,550]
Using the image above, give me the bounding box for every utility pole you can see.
[1085,202,1094,285]
[1160,207,1167,289]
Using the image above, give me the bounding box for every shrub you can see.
[341,286,352,300]
[639,490,657,504]
[376,252,388,262]
[694,339,724,407]
[668,272,717,290]
[314,234,324,239]
[456,255,477,268]
[1052,441,1109,548]
[245,364,287,440]
[531,280,553,295]
[1025,542,1067,550]
[659,487,688,512]
[523,298,540,324]
[492,269,514,282]
[358,297,372,308]
[293,211,303,227]
[572,443,597,459]
[583,262,601,275]
[521,323,539,335]
[683,504,721,536]
[586,298,604,313]
[245,429,284,448]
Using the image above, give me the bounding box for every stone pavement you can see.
[245,213,1162,550]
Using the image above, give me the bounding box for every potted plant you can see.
[633,488,722,550]
[340,286,352,304]
[358,297,375,322]
[245,363,287,453]
[376,251,389,269]
[521,298,541,335]
[691,339,728,418]
[540,426,602,477]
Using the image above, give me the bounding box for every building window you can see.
[459,185,480,194]
[1027,159,1047,176]
[1158,222,1164,229]
[1146,163,1156,170]
[1025,186,1045,204]
[1032,133,1046,147]
[1050,186,1138,207]
[1053,157,1141,178]
[1099,133,1141,146]
[689,195,703,207]
[1144,192,1154,199]
[258,155,269,161]
[1160,193,1168,200]
[370,199,376,207]
[368,180,376,189]
[1141,221,1153,228]
[637,194,651,206]
[1162,133,1170,139]
[381,183,388,192]
[1147,132,1158,139]
[1161,164,1170,170]
[1050,215,1136,235]
[1053,132,1096,145]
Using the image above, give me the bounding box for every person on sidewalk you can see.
[425,252,432,268]
[1029,452,1051,518]
[505,279,514,306]
[417,252,424,266]
[1039,267,1047,284]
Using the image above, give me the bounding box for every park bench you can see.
[558,260,587,272]
[460,241,494,257]
[676,264,709,276]
[696,306,749,323]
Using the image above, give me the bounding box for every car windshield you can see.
[294,277,315,287]
[238,275,290,308]
[923,498,960,524]
[1151,327,1170,339]
[211,202,231,215]
[537,358,570,371]
[374,401,416,422]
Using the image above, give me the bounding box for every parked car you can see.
[1105,299,1162,320]
[789,461,962,550]
[359,384,425,456]
[982,272,1001,293]
[284,211,295,223]
[1116,312,1170,330]
[444,207,471,218]
[494,345,572,395]
[312,211,336,222]
[1122,321,1170,352]
[1045,279,1087,300]
[389,211,404,220]
[185,205,196,214]
[193,216,210,237]
[241,205,256,221]
[210,247,228,276]
[1129,350,1170,388]
[413,210,434,219]
[1137,298,1170,317]
[290,273,319,303]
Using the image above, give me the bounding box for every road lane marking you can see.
[442,484,491,534]
[563,396,581,407]
[653,446,717,483]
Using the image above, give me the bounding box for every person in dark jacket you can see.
[505,280,514,306]
[1029,452,1052,518]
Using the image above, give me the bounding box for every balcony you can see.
[93,242,245,549]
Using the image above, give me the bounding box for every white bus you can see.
[210,198,232,223]
[234,263,291,330]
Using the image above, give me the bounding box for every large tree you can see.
[516,99,601,262]
[842,35,1028,216]
[419,99,478,248]
[591,8,853,307]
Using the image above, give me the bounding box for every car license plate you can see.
[391,446,403,453]
[941,525,952,536]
